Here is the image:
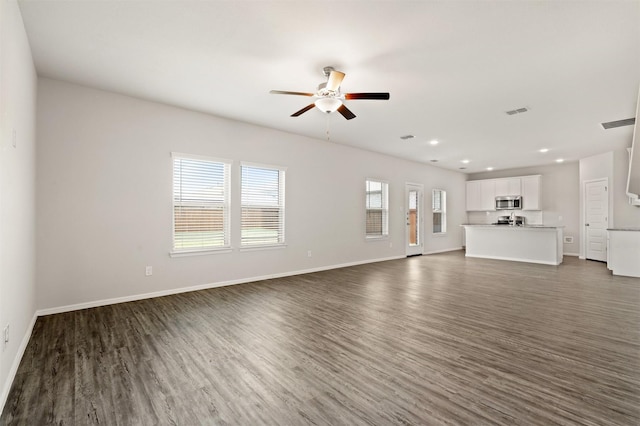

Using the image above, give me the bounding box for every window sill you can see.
[432,232,448,237]
[365,236,389,241]
[169,247,233,258]
[239,244,287,252]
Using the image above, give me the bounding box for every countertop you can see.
[461,224,564,229]
[607,228,640,232]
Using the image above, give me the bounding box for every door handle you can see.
[585,223,590,226]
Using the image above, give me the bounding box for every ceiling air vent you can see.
[505,107,529,115]
[601,117,635,129]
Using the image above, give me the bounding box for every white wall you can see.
[36,78,467,312]
[468,162,580,255]
[0,0,38,412]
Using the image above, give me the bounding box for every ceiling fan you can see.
[270,66,390,120]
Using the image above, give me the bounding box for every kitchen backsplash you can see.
[467,210,544,225]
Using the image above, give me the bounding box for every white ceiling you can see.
[18,0,640,174]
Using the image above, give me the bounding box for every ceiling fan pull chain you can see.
[326,114,331,142]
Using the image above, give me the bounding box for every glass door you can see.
[405,183,423,256]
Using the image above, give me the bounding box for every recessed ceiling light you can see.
[429,140,439,145]
[486,167,494,171]
[539,148,549,153]
[461,159,470,164]
[556,158,564,163]
[400,135,415,140]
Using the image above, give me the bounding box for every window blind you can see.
[432,189,446,233]
[433,189,443,212]
[172,155,230,251]
[366,179,389,237]
[241,165,285,246]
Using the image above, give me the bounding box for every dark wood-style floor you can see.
[2,251,639,425]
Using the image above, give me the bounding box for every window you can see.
[172,153,231,253]
[366,179,389,238]
[432,189,446,234]
[241,163,286,246]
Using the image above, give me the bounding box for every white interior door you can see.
[585,179,608,262]
[406,183,423,257]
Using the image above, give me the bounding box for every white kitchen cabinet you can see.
[480,179,496,210]
[494,178,521,196]
[467,175,541,211]
[607,229,640,277]
[521,175,541,210]
[466,180,496,211]
[466,180,483,211]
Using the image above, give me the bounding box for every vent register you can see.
[601,118,636,129]
[505,107,529,115]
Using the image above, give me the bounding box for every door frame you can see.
[583,177,609,261]
[405,183,424,257]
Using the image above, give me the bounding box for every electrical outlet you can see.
[307,250,312,258]
[145,266,153,276]
[564,236,574,244]
[12,129,17,148]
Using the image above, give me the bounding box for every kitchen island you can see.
[462,224,563,265]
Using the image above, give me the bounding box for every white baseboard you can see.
[423,247,464,255]
[465,253,561,266]
[563,252,580,257]
[1,312,37,415]
[37,255,406,317]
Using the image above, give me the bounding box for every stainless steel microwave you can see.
[495,195,522,210]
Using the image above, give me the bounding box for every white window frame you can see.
[432,188,447,235]
[170,152,232,256]
[365,179,389,239]
[240,162,286,249]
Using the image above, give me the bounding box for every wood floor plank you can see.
[1,252,639,425]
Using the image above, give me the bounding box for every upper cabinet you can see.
[466,175,541,211]
[480,180,496,211]
[466,179,497,211]
[521,175,541,210]
[494,178,521,196]
[466,180,483,211]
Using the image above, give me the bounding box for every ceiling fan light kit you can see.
[314,97,342,113]
[270,66,390,120]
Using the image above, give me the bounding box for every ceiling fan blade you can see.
[344,92,390,100]
[270,90,315,97]
[326,70,345,91]
[337,104,356,120]
[291,104,316,117]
